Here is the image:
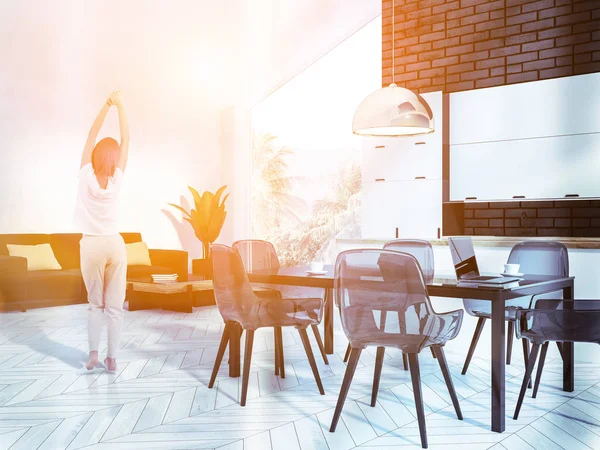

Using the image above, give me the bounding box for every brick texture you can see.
[462,199,600,237]
[382,0,600,93]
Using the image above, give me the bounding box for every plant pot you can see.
[192,258,213,280]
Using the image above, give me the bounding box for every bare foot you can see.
[85,351,99,370]
[104,357,117,373]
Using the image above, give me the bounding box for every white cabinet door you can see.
[361,179,442,239]
[361,135,441,182]
[450,72,600,145]
[450,133,600,201]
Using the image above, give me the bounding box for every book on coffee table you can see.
[151,273,178,283]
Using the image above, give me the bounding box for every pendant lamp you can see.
[352,5,434,137]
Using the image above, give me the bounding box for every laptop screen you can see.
[448,236,480,279]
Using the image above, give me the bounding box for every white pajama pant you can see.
[80,234,127,358]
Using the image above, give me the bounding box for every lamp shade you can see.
[352,84,435,137]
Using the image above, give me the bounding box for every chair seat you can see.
[467,305,521,321]
[235,296,323,330]
[344,306,463,353]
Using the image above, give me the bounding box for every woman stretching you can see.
[75,91,129,373]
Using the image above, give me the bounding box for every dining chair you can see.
[330,249,464,449]
[208,244,325,406]
[513,299,600,419]
[233,239,329,376]
[342,239,436,370]
[461,241,569,377]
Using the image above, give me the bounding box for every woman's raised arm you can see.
[80,94,114,168]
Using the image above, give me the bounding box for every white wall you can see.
[0,0,240,255]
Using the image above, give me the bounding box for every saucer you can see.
[306,270,327,275]
[501,272,524,277]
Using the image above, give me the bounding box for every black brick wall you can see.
[463,199,600,236]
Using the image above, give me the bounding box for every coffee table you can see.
[127,275,214,313]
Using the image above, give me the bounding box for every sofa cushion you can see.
[49,234,83,270]
[26,270,85,301]
[126,242,152,266]
[7,244,62,271]
[127,265,177,281]
[0,234,49,256]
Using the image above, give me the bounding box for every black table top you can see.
[247,266,574,300]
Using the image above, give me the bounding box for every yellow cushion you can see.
[7,244,62,271]
[126,242,152,266]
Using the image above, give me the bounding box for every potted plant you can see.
[169,185,228,279]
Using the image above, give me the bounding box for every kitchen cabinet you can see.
[361,179,442,239]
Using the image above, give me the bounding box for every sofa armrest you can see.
[0,255,28,309]
[148,249,189,281]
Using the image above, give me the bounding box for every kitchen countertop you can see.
[337,236,600,249]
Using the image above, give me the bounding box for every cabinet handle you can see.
[513,195,526,199]
[415,176,426,180]
[375,178,385,182]
[565,194,579,198]
[375,145,385,149]
[415,141,426,145]
[465,197,477,200]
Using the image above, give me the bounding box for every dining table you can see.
[246,264,575,433]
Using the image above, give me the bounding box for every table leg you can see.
[491,295,506,433]
[324,288,334,355]
[228,323,241,377]
[563,283,574,392]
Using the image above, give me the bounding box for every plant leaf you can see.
[220,193,230,207]
[213,185,227,209]
[188,186,203,213]
[206,205,227,242]
[198,191,214,229]
[167,203,192,218]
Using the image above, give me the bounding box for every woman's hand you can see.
[106,90,122,107]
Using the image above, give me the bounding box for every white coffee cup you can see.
[504,263,520,274]
[310,261,324,272]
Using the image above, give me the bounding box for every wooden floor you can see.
[0,304,599,450]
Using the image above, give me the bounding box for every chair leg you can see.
[276,326,285,379]
[371,347,385,407]
[430,347,437,359]
[462,317,486,375]
[507,321,514,365]
[274,327,280,376]
[311,324,329,365]
[514,343,540,420]
[298,328,324,395]
[432,346,462,420]
[330,347,362,432]
[408,353,428,449]
[402,352,409,371]
[343,343,352,363]
[240,329,255,407]
[533,342,549,399]
[209,323,230,388]
[522,338,532,388]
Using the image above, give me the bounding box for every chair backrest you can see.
[232,240,280,272]
[516,300,600,344]
[335,249,439,352]
[463,240,570,316]
[383,239,435,284]
[211,244,257,324]
[507,241,569,276]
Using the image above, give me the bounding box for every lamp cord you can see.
[392,1,394,84]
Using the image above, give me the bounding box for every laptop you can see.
[448,237,522,284]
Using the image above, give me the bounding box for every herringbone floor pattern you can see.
[0,304,599,450]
